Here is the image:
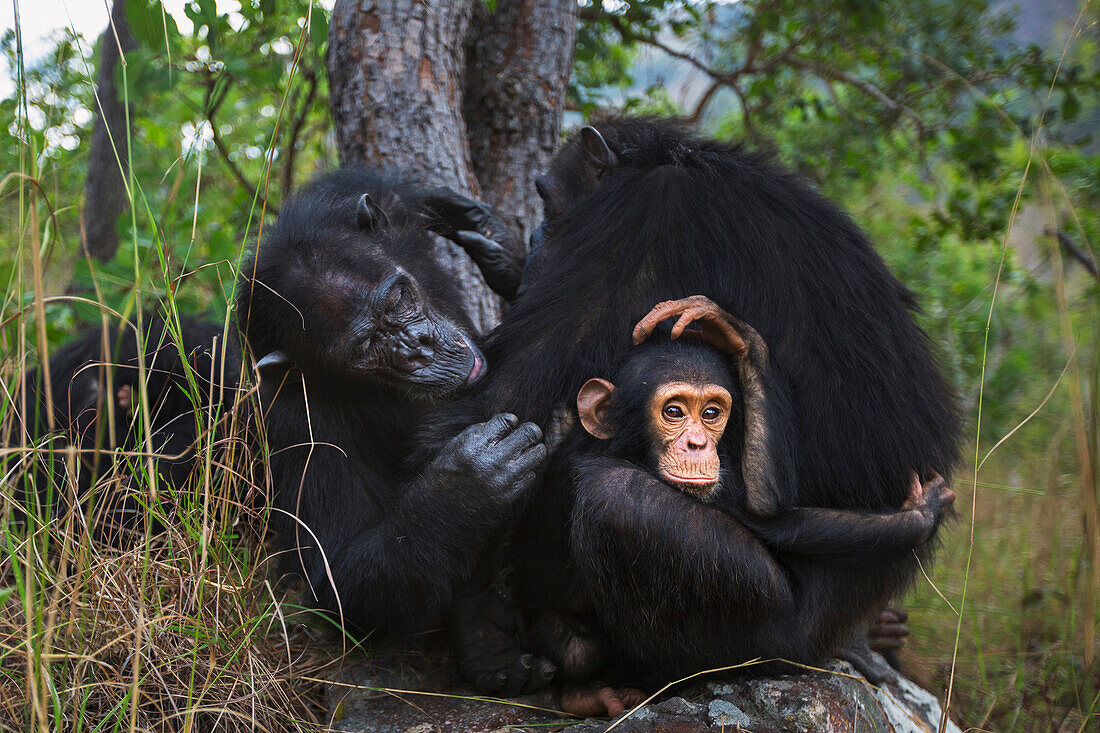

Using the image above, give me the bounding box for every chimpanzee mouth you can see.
[665,474,717,485]
[661,469,719,487]
[465,351,485,385]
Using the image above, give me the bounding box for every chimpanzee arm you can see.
[416,188,525,301]
[273,413,545,636]
[569,455,794,613]
[738,472,955,561]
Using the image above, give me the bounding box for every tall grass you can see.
[0,6,339,731]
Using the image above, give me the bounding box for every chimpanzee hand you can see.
[631,295,766,361]
[436,413,547,509]
[417,188,524,300]
[902,471,956,541]
[868,608,910,652]
[451,587,557,696]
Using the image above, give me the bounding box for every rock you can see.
[707,699,750,727]
[329,647,962,733]
[655,697,705,716]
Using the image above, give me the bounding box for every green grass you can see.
[905,460,1100,731]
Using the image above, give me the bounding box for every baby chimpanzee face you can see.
[645,380,732,498]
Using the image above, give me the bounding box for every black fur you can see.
[422,118,960,684]
[514,336,951,684]
[235,169,545,638]
[10,315,238,536]
[479,118,960,512]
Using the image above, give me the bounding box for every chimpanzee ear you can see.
[580,126,617,182]
[577,377,616,440]
[356,193,390,231]
[255,350,289,375]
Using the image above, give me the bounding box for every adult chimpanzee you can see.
[422,119,960,696]
[235,168,554,693]
[10,315,238,538]
[511,301,954,715]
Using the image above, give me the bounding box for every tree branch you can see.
[1047,228,1100,280]
[687,80,723,124]
[205,78,279,215]
[786,56,926,136]
[280,69,318,200]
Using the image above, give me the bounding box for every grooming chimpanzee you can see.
[236,168,554,693]
[512,301,954,715]
[10,315,238,539]
[423,119,960,697]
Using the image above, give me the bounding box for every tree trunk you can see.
[464,0,577,242]
[326,0,576,332]
[82,0,137,262]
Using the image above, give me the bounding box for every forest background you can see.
[0,0,1097,730]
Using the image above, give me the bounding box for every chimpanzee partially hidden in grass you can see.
[512,299,954,716]
[11,316,238,541]
[236,169,554,694]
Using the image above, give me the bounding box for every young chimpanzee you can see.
[513,301,954,716]
[419,119,962,697]
[236,168,553,693]
[9,315,239,540]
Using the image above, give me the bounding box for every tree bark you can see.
[328,0,499,331]
[326,0,577,332]
[82,0,137,262]
[464,0,577,242]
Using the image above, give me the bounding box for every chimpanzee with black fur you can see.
[235,169,555,693]
[11,315,238,538]
[420,119,960,692]
[511,301,954,715]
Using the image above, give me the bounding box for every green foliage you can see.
[574,0,1099,452]
[0,0,331,349]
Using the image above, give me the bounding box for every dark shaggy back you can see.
[479,119,960,511]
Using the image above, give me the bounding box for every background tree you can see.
[81,0,136,261]
[327,0,577,331]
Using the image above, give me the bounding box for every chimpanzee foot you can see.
[839,636,898,685]
[561,683,647,718]
[868,607,909,673]
[451,588,556,696]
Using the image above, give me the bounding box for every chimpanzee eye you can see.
[663,404,684,420]
[702,406,721,420]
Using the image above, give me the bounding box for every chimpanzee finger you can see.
[669,310,700,340]
[632,300,687,344]
[496,421,544,454]
[474,670,508,693]
[419,187,485,224]
[871,622,910,639]
[901,471,922,509]
[495,654,540,697]
[523,658,557,694]
[878,608,909,624]
[478,413,521,443]
[454,230,503,257]
[505,446,548,485]
[869,636,907,649]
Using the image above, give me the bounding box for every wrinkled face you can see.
[648,381,732,499]
[330,268,485,397]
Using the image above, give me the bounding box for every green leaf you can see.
[125,0,180,50]
[1061,92,1080,121]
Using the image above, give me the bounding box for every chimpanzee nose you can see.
[685,426,708,450]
